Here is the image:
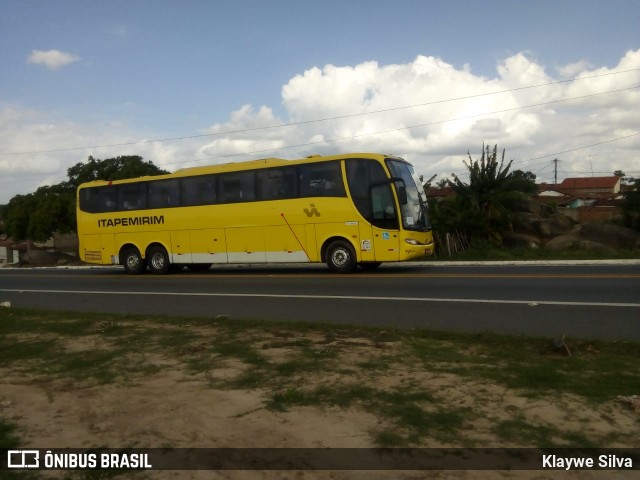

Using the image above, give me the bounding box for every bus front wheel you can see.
[326,240,357,274]
[147,246,170,275]
[122,247,145,275]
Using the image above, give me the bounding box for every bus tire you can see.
[121,247,145,275]
[147,245,170,275]
[326,240,357,273]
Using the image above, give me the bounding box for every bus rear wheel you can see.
[122,247,145,275]
[147,246,170,275]
[326,240,357,273]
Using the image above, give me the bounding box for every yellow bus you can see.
[76,152,434,274]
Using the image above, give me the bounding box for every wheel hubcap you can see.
[127,255,140,269]
[151,254,165,270]
[332,249,348,267]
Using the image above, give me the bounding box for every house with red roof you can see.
[535,176,623,222]
[536,176,622,206]
[557,176,621,196]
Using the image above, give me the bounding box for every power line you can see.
[1,88,638,191]
[420,132,640,180]
[1,68,638,157]
[163,85,639,168]
[1,115,637,192]
[522,132,640,162]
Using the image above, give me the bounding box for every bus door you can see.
[345,159,400,262]
[369,183,400,262]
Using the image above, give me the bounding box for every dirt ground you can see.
[1,323,639,480]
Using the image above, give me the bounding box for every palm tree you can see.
[449,144,523,240]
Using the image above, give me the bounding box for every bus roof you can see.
[77,152,404,188]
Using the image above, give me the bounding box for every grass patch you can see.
[1,307,639,448]
[0,418,20,448]
[492,416,595,447]
[0,339,60,364]
[266,383,466,445]
[408,332,640,403]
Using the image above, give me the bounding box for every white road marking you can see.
[1,288,639,308]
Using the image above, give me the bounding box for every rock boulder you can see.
[577,222,640,250]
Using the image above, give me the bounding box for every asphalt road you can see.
[1,262,639,340]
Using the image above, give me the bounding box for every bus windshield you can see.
[386,159,431,232]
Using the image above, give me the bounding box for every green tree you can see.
[5,185,76,242]
[4,155,168,241]
[621,177,640,231]
[505,169,537,195]
[64,155,168,189]
[4,194,35,240]
[444,144,534,240]
[449,144,513,239]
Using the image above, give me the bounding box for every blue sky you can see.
[1,0,639,203]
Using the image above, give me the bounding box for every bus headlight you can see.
[404,238,424,246]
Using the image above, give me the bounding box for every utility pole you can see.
[587,154,598,177]
[552,158,559,185]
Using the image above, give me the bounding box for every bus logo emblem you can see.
[304,204,320,217]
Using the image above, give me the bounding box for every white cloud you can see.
[2,50,640,204]
[217,51,639,183]
[27,49,80,70]
[557,60,593,79]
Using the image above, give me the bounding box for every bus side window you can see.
[99,187,118,212]
[345,160,371,219]
[220,171,255,203]
[181,175,216,206]
[299,161,345,197]
[149,179,180,208]
[257,167,296,200]
[118,183,147,211]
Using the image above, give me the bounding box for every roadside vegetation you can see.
[0,155,167,242]
[3,144,638,249]
[426,145,640,259]
[2,308,639,453]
